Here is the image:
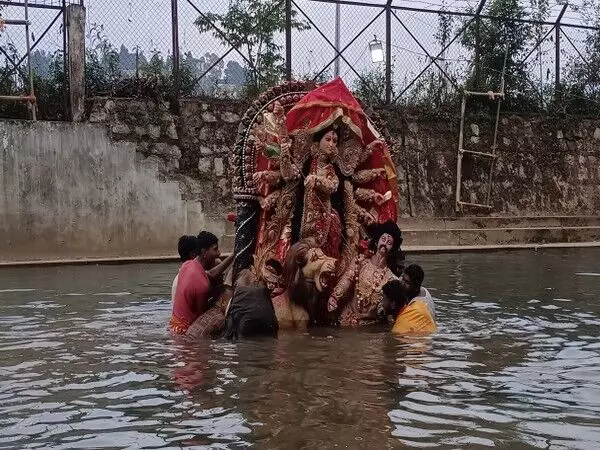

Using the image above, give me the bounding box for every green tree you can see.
[461,0,534,108]
[433,4,456,100]
[194,0,309,97]
[85,23,121,95]
[195,52,224,95]
[563,0,600,114]
[135,50,196,98]
[352,67,386,105]
[34,50,66,119]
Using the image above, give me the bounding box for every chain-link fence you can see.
[2,0,599,117]
[84,0,173,97]
[0,0,80,119]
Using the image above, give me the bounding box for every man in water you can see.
[389,248,406,278]
[223,269,279,340]
[171,235,198,304]
[328,221,403,326]
[401,264,436,317]
[381,279,408,320]
[390,264,437,334]
[169,231,233,335]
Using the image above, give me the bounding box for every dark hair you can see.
[389,248,406,278]
[382,279,408,317]
[404,264,425,288]
[197,231,218,252]
[368,220,403,254]
[312,124,339,143]
[177,235,198,261]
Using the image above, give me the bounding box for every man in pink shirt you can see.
[171,235,198,304]
[169,231,233,335]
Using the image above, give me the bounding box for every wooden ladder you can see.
[455,48,508,213]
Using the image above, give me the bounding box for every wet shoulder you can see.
[179,259,208,280]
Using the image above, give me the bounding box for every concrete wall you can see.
[0,120,224,261]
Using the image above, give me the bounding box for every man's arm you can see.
[207,253,234,280]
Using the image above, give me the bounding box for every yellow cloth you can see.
[392,298,437,334]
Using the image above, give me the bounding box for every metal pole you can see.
[62,0,69,121]
[555,24,560,107]
[385,0,392,103]
[554,4,567,109]
[304,2,385,82]
[171,0,180,105]
[24,0,36,120]
[473,0,486,90]
[136,46,140,82]
[334,1,340,77]
[474,19,481,90]
[286,0,292,80]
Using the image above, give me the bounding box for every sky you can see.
[0,0,595,93]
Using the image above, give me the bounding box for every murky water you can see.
[1,249,599,449]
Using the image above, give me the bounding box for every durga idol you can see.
[231,77,400,320]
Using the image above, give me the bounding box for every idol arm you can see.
[352,168,386,185]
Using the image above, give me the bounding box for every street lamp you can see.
[369,35,384,63]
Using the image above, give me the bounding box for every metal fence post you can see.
[62,0,69,121]
[554,5,567,108]
[334,0,340,77]
[385,0,392,104]
[285,0,292,81]
[473,0,486,90]
[171,0,180,107]
[24,0,36,120]
[555,23,560,108]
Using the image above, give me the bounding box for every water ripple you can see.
[0,253,599,448]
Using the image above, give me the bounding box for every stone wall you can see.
[87,97,245,222]
[87,96,600,220]
[2,97,599,261]
[393,114,600,217]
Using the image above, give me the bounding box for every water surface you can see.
[1,249,599,449]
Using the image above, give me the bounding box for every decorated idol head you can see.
[368,221,403,257]
[311,124,340,160]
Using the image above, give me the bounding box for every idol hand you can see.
[327,296,338,312]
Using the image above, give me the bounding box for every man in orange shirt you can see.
[169,231,233,335]
[382,265,437,334]
[401,264,436,318]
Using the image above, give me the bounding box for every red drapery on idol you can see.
[286,77,398,223]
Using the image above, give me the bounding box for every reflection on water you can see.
[1,249,599,449]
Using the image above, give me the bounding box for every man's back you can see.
[171,273,179,304]
[170,259,211,333]
[419,286,436,318]
[392,298,437,334]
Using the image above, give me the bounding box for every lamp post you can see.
[369,35,384,64]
